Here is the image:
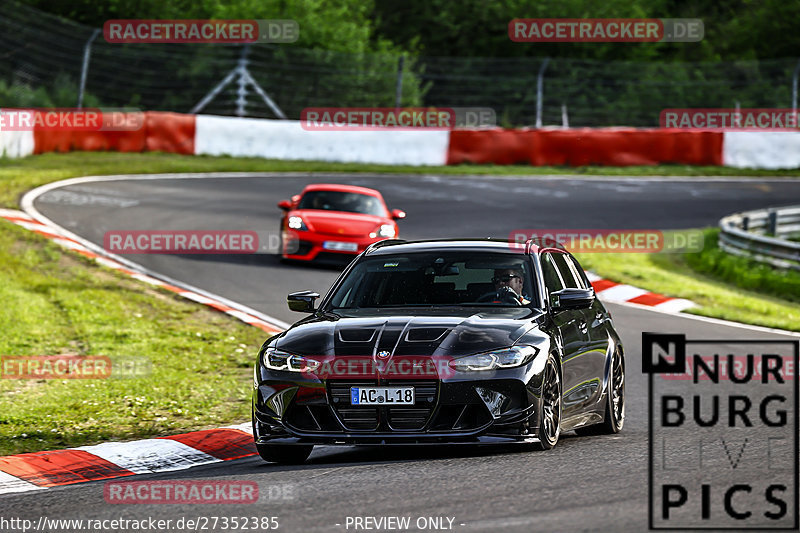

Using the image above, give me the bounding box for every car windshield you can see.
[327,252,537,309]
[297,190,386,216]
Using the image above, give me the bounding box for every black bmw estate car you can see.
[252,239,625,463]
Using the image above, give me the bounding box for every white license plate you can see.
[323,241,358,252]
[350,387,414,406]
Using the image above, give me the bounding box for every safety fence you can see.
[719,206,800,270]
[3,110,800,169]
[2,1,800,128]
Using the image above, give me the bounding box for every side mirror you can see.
[278,200,292,211]
[391,209,406,220]
[551,288,595,311]
[287,290,320,313]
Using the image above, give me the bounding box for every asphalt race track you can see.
[2,173,800,532]
[24,174,800,325]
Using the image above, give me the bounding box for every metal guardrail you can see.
[719,206,800,270]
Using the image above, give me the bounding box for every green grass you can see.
[3,151,800,208]
[575,230,800,331]
[684,228,800,303]
[0,222,269,456]
[1,152,799,455]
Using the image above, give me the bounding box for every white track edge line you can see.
[20,179,290,332]
[605,299,800,337]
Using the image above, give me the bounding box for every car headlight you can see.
[287,216,307,230]
[262,347,320,372]
[449,345,539,372]
[377,224,396,238]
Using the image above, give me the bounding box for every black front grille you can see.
[386,381,437,430]
[315,252,357,264]
[328,380,439,432]
[333,407,380,430]
[295,240,314,256]
[329,381,379,430]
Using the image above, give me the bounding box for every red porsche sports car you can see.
[278,184,405,262]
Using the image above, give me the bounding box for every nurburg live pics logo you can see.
[643,333,799,530]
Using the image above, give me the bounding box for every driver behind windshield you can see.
[487,268,531,305]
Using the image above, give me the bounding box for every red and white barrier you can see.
[195,114,449,165]
[0,129,34,158]
[447,128,724,166]
[30,111,195,155]
[5,110,800,169]
[723,131,800,169]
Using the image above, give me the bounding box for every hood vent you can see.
[337,329,377,343]
[404,328,449,343]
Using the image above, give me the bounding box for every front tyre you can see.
[256,443,314,464]
[538,355,562,450]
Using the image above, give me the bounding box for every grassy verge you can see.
[0,222,269,456]
[3,151,800,208]
[575,229,800,332]
[684,228,800,302]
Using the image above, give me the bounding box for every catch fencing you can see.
[2,1,800,127]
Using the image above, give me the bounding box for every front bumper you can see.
[253,371,545,445]
[281,230,386,262]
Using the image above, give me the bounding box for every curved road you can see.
[2,173,799,532]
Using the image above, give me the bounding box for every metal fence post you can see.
[395,55,405,109]
[235,45,251,117]
[191,43,286,119]
[768,210,778,236]
[792,59,800,117]
[77,28,100,109]
[535,57,550,128]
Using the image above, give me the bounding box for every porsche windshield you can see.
[297,191,386,216]
[328,252,537,308]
